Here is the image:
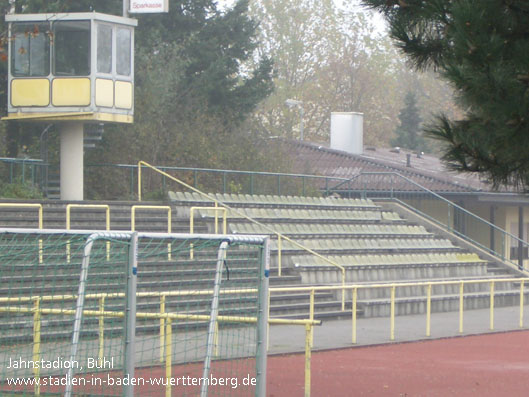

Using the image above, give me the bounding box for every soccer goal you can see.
[0,228,269,396]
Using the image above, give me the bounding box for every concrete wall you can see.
[400,195,525,267]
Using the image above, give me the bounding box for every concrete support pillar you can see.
[60,122,84,200]
[489,205,496,253]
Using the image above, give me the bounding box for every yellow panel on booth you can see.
[95,79,114,107]
[52,78,91,106]
[115,81,133,109]
[11,79,50,107]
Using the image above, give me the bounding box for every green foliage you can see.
[227,181,243,194]
[391,91,428,151]
[0,179,43,199]
[142,188,167,201]
[363,0,529,189]
[248,0,458,149]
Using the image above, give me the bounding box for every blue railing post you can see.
[361,178,366,199]
[130,167,134,196]
[302,176,306,196]
[277,175,281,196]
[223,172,227,194]
[250,174,254,195]
[193,170,198,187]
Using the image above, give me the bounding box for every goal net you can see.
[0,229,269,396]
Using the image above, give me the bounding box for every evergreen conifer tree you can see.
[391,91,426,151]
[362,0,529,189]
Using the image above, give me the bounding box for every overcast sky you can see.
[216,0,387,33]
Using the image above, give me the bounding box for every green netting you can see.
[0,232,130,397]
[0,231,267,397]
[132,237,264,397]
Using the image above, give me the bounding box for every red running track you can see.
[3,331,528,396]
[267,330,529,396]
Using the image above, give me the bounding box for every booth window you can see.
[116,28,131,76]
[11,23,50,77]
[53,21,90,76]
[97,24,112,73]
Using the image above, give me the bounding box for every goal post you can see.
[0,228,270,397]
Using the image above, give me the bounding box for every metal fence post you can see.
[124,232,138,397]
[130,167,134,197]
[256,237,270,397]
[459,282,464,333]
[304,324,312,397]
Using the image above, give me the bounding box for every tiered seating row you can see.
[169,191,377,208]
[270,238,456,251]
[230,222,430,236]
[198,207,388,221]
[294,252,484,267]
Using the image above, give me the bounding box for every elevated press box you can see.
[4,13,137,123]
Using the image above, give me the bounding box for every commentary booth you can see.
[4,12,137,123]
[4,12,137,200]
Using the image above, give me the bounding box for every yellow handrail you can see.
[165,319,172,397]
[0,288,261,303]
[189,206,227,259]
[66,204,110,231]
[190,206,227,234]
[131,205,172,260]
[98,296,105,365]
[32,297,41,396]
[0,203,43,263]
[137,160,347,309]
[5,274,525,397]
[0,203,43,228]
[268,276,529,344]
[66,204,110,262]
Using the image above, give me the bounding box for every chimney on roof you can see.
[330,112,363,155]
[406,153,412,167]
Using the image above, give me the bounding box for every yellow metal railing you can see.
[189,206,227,259]
[269,277,529,344]
[131,205,172,260]
[137,160,347,310]
[1,291,319,397]
[66,204,110,262]
[190,205,227,235]
[0,203,43,263]
[5,276,525,397]
[32,297,41,396]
